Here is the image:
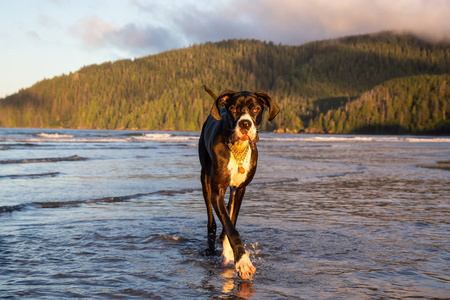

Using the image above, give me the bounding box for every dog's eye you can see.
[252,107,260,114]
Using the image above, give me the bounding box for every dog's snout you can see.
[239,120,251,130]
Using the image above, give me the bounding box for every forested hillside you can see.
[0,31,449,134]
[314,74,449,134]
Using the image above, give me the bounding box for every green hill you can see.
[0,31,449,134]
[316,74,450,134]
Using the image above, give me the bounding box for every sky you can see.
[0,0,449,98]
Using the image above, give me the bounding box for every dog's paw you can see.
[235,253,256,280]
[201,248,216,256]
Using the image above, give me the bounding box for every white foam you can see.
[260,136,375,142]
[131,133,198,143]
[7,134,198,143]
[313,136,374,142]
[405,138,450,143]
[8,132,449,144]
[261,135,450,143]
[131,133,172,140]
[37,133,74,139]
[10,138,131,143]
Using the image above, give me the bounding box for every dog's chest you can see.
[227,147,252,188]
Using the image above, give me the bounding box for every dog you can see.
[198,85,279,279]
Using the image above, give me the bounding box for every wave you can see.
[0,177,301,214]
[131,133,198,143]
[405,138,450,143]
[8,137,132,143]
[132,133,172,140]
[313,136,375,142]
[0,188,199,214]
[418,160,450,171]
[260,136,376,142]
[261,135,450,143]
[36,133,74,139]
[0,155,87,164]
[0,204,27,213]
[0,172,60,180]
[9,130,449,144]
[3,133,199,144]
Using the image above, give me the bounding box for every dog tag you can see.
[238,167,245,174]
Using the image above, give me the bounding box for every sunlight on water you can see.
[0,128,449,298]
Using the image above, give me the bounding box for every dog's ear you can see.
[255,91,280,121]
[210,90,235,120]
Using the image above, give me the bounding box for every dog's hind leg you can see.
[201,168,217,256]
[199,132,216,256]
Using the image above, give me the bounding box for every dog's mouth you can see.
[241,134,259,142]
[240,134,250,141]
[231,132,259,144]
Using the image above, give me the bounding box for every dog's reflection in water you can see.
[220,268,255,298]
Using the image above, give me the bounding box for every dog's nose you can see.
[239,120,251,130]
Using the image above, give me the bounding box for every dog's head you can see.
[209,89,280,143]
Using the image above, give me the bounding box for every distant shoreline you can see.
[0,126,449,137]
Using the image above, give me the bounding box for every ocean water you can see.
[0,128,449,299]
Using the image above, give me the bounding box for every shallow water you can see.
[0,128,449,299]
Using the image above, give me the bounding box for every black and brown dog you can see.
[199,86,279,279]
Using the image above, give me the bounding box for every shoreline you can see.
[0,126,449,137]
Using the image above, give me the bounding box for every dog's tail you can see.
[203,85,217,100]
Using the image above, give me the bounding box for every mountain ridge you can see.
[1,31,449,134]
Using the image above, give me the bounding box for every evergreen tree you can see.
[0,32,448,134]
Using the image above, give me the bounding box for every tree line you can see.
[0,31,449,134]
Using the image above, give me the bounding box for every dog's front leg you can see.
[218,186,246,244]
[210,185,256,280]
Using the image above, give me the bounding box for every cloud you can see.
[26,31,40,40]
[71,16,115,47]
[128,0,161,13]
[71,0,450,57]
[132,0,448,51]
[281,0,450,39]
[38,14,62,29]
[105,23,182,54]
[172,0,450,44]
[253,0,450,42]
[70,16,183,56]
